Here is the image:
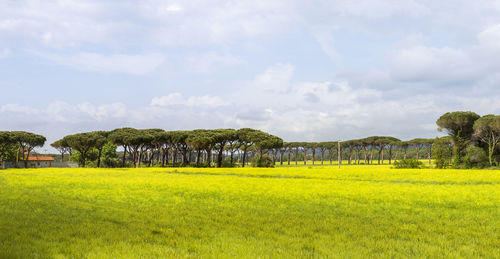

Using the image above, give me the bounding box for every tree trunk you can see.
[161,149,166,167]
[381,149,384,164]
[207,149,212,167]
[181,149,187,166]
[378,148,382,164]
[147,151,152,167]
[241,147,247,167]
[132,150,137,168]
[165,149,169,165]
[196,150,201,167]
[172,150,177,167]
[363,148,368,164]
[389,146,393,164]
[122,146,127,167]
[217,146,224,168]
[97,149,102,168]
[81,151,86,168]
[303,149,307,165]
[312,150,315,165]
[370,147,374,164]
[295,148,299,165]
[138,149,143,168]
[428,146,432,165]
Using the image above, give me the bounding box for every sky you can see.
[2,0,500,152]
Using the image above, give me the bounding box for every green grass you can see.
[0,166,499,258]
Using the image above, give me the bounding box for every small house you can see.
[21,155,55,168]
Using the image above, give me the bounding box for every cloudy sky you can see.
[2,0,500,151]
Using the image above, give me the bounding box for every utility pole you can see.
[338,138,341,169]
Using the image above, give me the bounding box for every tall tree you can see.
[0,132,14,168]
[237,128,262,167]
[109,128,136,167]
[318,142,330,165]
[254,134,283,157]
[437,111,480,163]
[473,115,500,166]
[309,142,319,165]
[170,131,189,167]
[301,142,310,165]
[225,133,241,166]
[186,130,214,167]
[409,138,427,160]
[92,131,109,168]
[11,131,46,168]
[324,142,338,165]
[432,137,453,168]
[51,139,71,162]
[374,137,399,164]
[386,138,401,164]
[212,129,237,168]
[145,129,167,167]
[400,141,410,160]
[63,132,97,167]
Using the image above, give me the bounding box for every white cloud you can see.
[478,24,500,51]
[188,52,244,74]
[0,104,38,114]
[391,46,472,82]
[45,101,127,122]
[38,52,165,75]
[4,1,500,148]
[252,63,294,92]
[334,0,428,18]
[0,48,12,58]
[0,0,299,48]
[165,4,183,12]
[311,28,341,63]
[77,102,127,121]
[151,93,229,108]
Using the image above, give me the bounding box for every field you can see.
[0,166,499,258]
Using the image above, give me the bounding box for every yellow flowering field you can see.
[0,166,498,258]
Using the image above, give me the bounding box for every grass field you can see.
[0,166,499,258]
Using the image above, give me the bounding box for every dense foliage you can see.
[393,159,423,169]
[437,111,500,168]
[251,154,274,167]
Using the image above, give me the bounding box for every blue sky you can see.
[2,0,500,151]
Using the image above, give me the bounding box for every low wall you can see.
[2,162,79,169]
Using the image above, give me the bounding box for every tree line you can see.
[51,128,283,168]
[1,111,499,169]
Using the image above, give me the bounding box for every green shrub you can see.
[251,154,274,168]
[461,146,489,169]
[432,137,453,169]
[221,161,239,167]
[393,159,423,169]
